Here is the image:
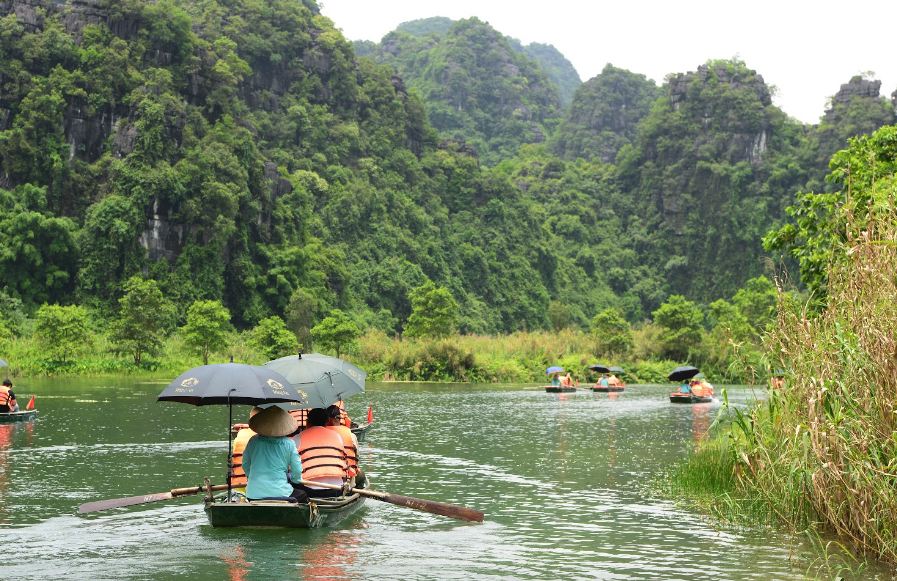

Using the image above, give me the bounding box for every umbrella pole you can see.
[227,389,234,503]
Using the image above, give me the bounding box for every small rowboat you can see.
[204,480,368,528]
[545,386,576,393]
[592,385,625,393]
[351,421,372,442]
[0,410,38,423]
[669,393,712,404]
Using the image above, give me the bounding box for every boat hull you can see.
[351,422,372,442]
[591,386,624,392]
[204,490,366,528]
[0,410,38,423]
[545,386,576,393]
[668,394,712,404]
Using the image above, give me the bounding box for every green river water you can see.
[0,378,890,580]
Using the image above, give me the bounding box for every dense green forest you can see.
[0,0,895,378]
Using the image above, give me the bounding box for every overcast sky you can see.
[320,0,896,125]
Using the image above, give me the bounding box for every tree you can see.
[404,281,458,338]
[251,316,299,360]
[547,301,571,332]
[182,300,231,365]
[285,287,317,351]
[652,295,704,361]
[590,307,634,355]
[311,309,361,358]
[35,304,90,362]
[109,276,170,366]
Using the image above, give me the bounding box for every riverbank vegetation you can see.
[667,125,897,565]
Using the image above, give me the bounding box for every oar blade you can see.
[379,493,484,522]
[78,491,175,514]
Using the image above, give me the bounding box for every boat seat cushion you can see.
[249,496,298,503]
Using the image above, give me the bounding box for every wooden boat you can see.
[0,410,38,423]
[204,480,368,528]
[669,392,712,404]
[592,386,624,392]
[351,421,372,442]
[545,386,576,393]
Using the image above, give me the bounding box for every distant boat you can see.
[592,385,624,393]
[545,386,576,393]
[668,392,712,404]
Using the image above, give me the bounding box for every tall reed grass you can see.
[671,218,897,564]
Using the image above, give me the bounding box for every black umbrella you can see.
[668,365,700,382]
[588,364,610,373]
[157,362,302,501]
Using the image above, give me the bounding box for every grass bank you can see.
[667,221,897,566]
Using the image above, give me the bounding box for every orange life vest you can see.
[0,386,13,409]
[230,428,256,487]
[327,425,358,477]
[297,426,348,481]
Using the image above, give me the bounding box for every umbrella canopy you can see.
[588,364,610,373]
[157,362,300,406]
[545,366,565,375]
[264,353,366,409]
[668,366,700,382]
[609,366,625,374]
[694,373,706,379]
[0,357,7,367]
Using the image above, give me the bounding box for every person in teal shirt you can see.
[598,375,610,388]
[242,406,307,502]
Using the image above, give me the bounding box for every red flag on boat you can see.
[26,396,35,410]
[366,405,373,423]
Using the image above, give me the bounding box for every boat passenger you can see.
[293,408,349,498]
[551,375,561,387]
[608,375,621,387]
[334,400,352,428]
[242,406,308,503]
[326,404,360,488]
[0,379,18,413]
[563,373,573,387]
[230,406,263,488]
[678,382,692,394]
[598,375,610,388]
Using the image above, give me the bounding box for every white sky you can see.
[319,0,896,125]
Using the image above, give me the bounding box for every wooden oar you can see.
[297,479,484,522]
[78,484,230,514]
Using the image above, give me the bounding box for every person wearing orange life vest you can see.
[326,404,360,488]
[292,407,349,498]
[334,400,352,428]
[230,407,264,488]
[0,379,18,413]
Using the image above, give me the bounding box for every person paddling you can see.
[242,406,308,503]
[326,404,361,488]
[293,407,349,498]
[0,379,18,413]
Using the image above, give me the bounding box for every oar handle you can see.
[172,484,229,496]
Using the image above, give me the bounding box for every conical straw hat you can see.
[248,405,297,437]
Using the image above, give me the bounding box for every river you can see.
[0,378,887,580]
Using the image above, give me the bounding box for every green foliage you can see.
[547,301,571,332]
[361,17,562,166]
[0,184,78,309]
[284,287,317,350]
[404,280,458,338]
[590,307,634,355]
[550,64,660,162]
[108,276,171,366]
[182,299,231,364]
[35,303,90,362]
[764,125,897,301]
[311,309,361,358]
[251,316,298,360]
[652,295,703,361]
[517,42,581,108]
